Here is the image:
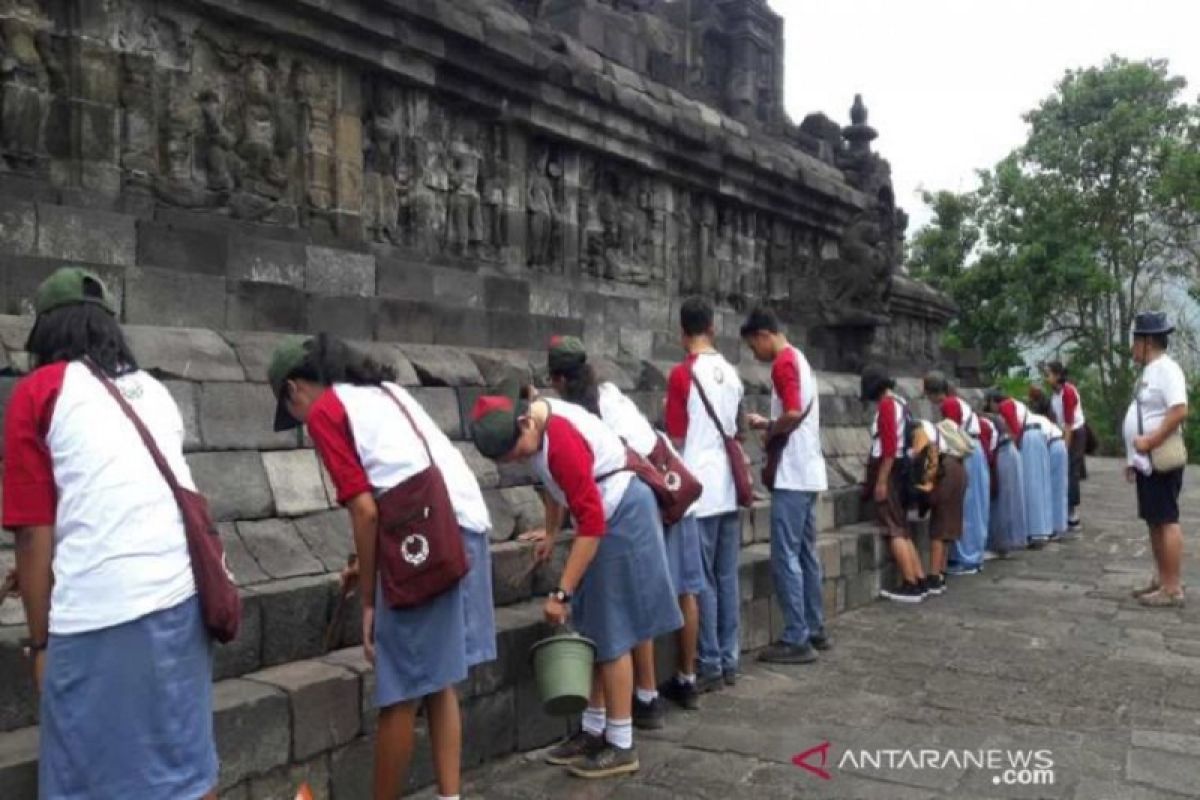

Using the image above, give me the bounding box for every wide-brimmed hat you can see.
[35,266,116,316]
[1132,311,1174,336]
[267,336,313,432]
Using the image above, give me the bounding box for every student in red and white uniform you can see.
[1044,361,1087,528]
[3,268,218,800]
[923,373,988,575]
[740,308,829,665]
[471,387,682,779]
[544,335,703,724]
[268,334,496,800]
[985,389,1053,544]
[664,297,745,691]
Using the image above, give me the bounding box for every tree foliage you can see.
[908,56,1200,439]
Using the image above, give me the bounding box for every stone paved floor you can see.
[440,459,1200,799]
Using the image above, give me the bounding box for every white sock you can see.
[437,796,460,800]
[582,706,606,736]
[635,688,658,704]
[678,672,696,685]
[606,717,633,749]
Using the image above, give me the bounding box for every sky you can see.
[771,0,1200,230]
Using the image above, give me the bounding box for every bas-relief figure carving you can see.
[363,80,405,246]
[446,123,483,256]
[527,143,560,271]
[0,0,58,173]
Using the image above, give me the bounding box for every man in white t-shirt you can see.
[665,297,745,691]
[1123,312,1189,607]
[741,308,828,664]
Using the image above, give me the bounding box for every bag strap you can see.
[688,363,731,440]
[82,359,185,499]
[379,385,435,465]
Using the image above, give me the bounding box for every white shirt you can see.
[769,345,827,492]
[3,363,196,635]
[1027,413,1064,442]
[596,382,658,458]
[667,352,744,517]
[1124,353,1189,467]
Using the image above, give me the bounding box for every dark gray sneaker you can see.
[695,672,723,694]
[569,743,640,779]
[809,633,832,652]
[545,731,604,766]
[632,696,665,730]
[758,641,818,664]
[660,677,700,711]
[723,668,739,687]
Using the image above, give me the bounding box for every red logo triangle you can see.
[792,741,833,781]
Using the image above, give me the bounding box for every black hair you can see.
[286,333,397,388]
[549,359,601,416]
[860,365,894,402]
[680,296,714,337]
[26,304,138,379]
[984,387,1008,409]
[1044,360,1067,380]
[1150,333,1170,350]
[739,306,781,338]
[922,371,949,396]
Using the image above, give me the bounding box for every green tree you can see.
[910,56,1200,438]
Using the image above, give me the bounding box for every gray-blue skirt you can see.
[665,514,706,596]
[462,527,498,667]
[989,442,1028,553]
[1047,440,1069,536]
[1021,428,1053,541]
[571,480,685,662]
[40,594,218,800]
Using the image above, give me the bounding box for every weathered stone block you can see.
[253,575,336,667]
[262,450,332,517]
[321,648,376,733]
[219,521,269,587]
[456,442,499,489]
[375,257,434,301]
[0,725,38,799]
[223,331,291,383]
[250,661,360,761]
[590,355,635,391]
[461,688,517,768]
[213,678,291,790]
[514,676,571,751]
[329,736,372,800]
[214,589,264,680]
[432,267,482,308]
[483,489,516,542]
[188,452,274,522]
[37,203,135,267]
[200,382,299,450]
[126,325,244,381]
[739,597,771,651]
[306,246,375,297]
[618,327,652,360]
[0,630,35,731]
[491,540,536,606]
[403,386,463,439]
[247,755,330,800]
[346,340,420,386]
[238,519,324,580]
[402,344,484,386]
[305,295,375,340]
[164,380,202,452]
[499,486,542,537]
[228,235,306,287]
[818,535,841,579]
[226,281,308,333]
[486,310,535,350]
[845,568,881,609]
[137,221,228,275]
[294,509,354,573]
[482,275,530,313]
[529,284,569,317]
[0,199,35,257]
[467,348,534,388]
[373,298,436,343]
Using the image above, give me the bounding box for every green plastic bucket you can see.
[529,631,596,716]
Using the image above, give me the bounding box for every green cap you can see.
[547,334,587,374]
[470,384,529,460]
[35,267,116,316]
[268,336,312,432]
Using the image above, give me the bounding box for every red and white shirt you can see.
[665,351,743,517]
[870,393,906,459]
[978,416,998,462]
[939,396,981,437]
[533,398,631,537]
[306,383,490,534]
[769,346,826,492]
[996,398,1032,447]
[3,363,196,635]
[1051,383,1086,432]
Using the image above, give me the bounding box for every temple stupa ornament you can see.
[842,93,878,156]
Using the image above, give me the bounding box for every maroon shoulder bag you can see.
[761,397,815,492]
[689,367,754,508]
[645,434,703,525]
[84,360,241,644]
[373,387,468,609]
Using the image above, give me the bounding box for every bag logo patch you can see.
[401,533,430,566]
[664,470,682,492]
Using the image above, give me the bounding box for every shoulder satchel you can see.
[762,396,815,492]
[83,359,241,644]
[372,385,469,609]
[1135,375,1187,474]
[689,363,754,507]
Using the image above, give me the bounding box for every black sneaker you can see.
[632,696,664,730]
[695,672,723,694]
[810,633,832,651]
[880,582,925,604]
[659,677,700,711]
[757,641,818,664]
[545,731,604,766]
[568,743,640,779]
[924,574,946,596]
[723,669,739,687]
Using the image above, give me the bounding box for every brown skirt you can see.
[866,457,908,538]
[930,456,966,541]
